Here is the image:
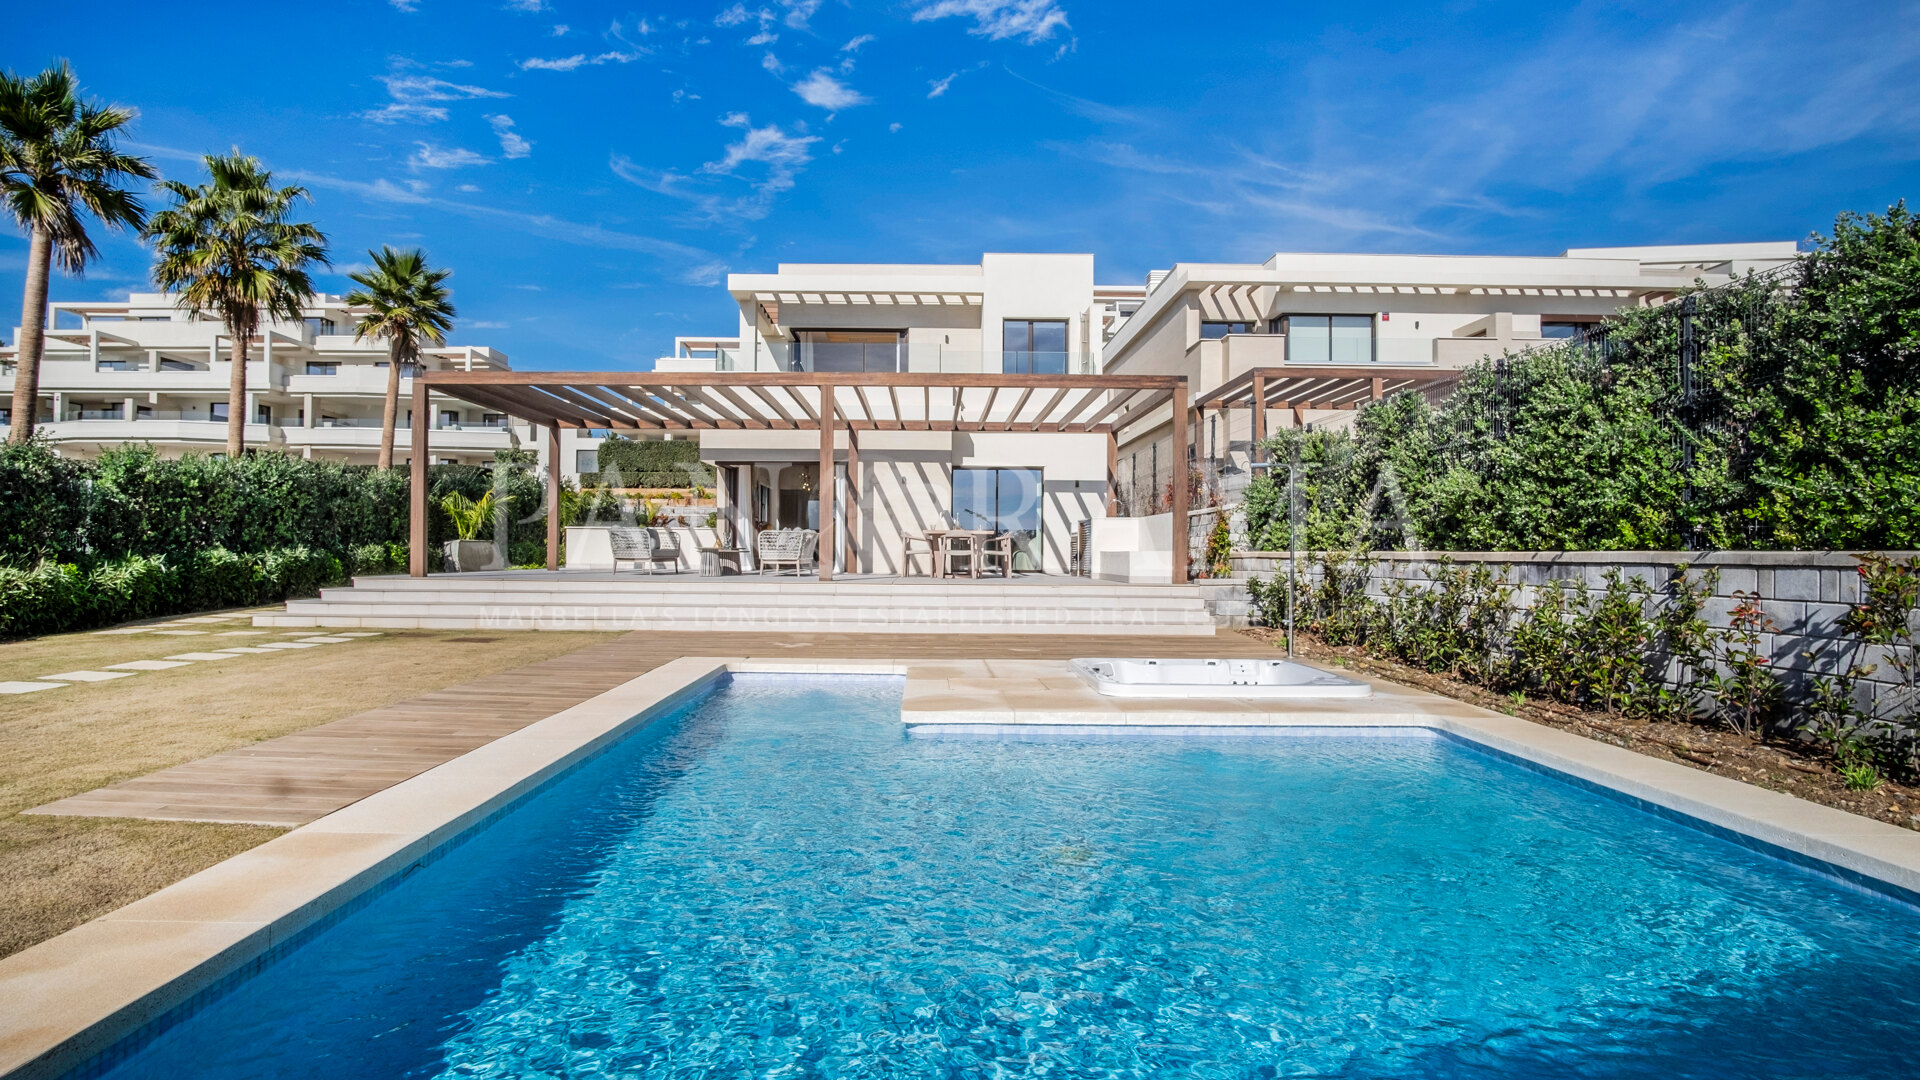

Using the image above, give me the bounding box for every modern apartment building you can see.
[0,293,523,465]
[1101,242,1800,510]
[525,242,1797,581]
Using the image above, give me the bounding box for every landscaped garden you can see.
[1236,205,1920,809]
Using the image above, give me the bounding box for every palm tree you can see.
[0,62,154,443]
[145,151,327,456]
[345,247,455,469]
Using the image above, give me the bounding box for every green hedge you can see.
[1243,203,1920,552]
[0,545,380,640]
[0,442,551,567]
[580,435,713,488]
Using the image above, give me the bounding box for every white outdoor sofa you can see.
[756,529,819,575]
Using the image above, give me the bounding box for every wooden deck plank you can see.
[26,630,1276,826]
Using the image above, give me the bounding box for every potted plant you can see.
[440,491,511,572]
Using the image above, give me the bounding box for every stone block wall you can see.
[1227,549,1920,713]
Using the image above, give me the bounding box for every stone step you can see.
[304,589,1211,613]
[256,609,1217,635]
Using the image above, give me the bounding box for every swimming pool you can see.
[86,674,1920,1078]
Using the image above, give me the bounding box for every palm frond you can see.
[0,61,152,276]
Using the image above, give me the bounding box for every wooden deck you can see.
[26,630,1280,827]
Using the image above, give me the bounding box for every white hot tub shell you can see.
[1070,658,1373,700]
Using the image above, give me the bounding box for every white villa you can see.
[4,242,1798,589]
[0,293,524,465]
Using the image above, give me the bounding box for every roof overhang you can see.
[421,371,1182,435]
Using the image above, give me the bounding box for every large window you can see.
[1284,314,1373,364]
[1542,321,1587,340]
[795,330,902,373]
[1199,321,1252,339]
[952,467,1044,571]
[1002,319,1069,374]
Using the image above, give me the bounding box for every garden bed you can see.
[1244,627,1920,833]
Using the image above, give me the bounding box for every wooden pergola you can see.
[409,370,1191,582]
[1187,365,1465,465]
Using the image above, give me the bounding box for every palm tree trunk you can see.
[226,322,248,457]
[377,337,403,470]
[7,226,53,444]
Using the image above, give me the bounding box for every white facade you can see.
[1102,242,1800,510]
[0,293,527,465]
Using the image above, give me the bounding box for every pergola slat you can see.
[419,371,1188,435]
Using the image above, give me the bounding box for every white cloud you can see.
[841,34,875,52]
[911,0,1069,43]
[747,30,778,45]
[361,72,507,125]
[552,23,569,35]
[505,0,545,11]
[609,112,819,224]
[707,112,818,182]
[487,115,532,159]
[714,4,755,27]
[521,54,588,71]
[889,122,902,133]
[380,74,510,102]
[409,143,490,170]
[519,50,640,71]
[761,52,784,74]
[389,0,418,11]
[468,320,511,329]
[781,0,819,29]
[793,70,869,112]
[360,102,450,123]
[455,183,482,192]
[928,73,958,98]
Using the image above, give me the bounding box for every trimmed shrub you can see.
[581,435,713,488]
[0,562,91,639]
[0,546,353,641]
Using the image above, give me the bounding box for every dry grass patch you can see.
[0,614,618,957]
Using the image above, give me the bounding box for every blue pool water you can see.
[94,675,1920,1079]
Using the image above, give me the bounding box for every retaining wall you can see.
[1227,549,1920,712]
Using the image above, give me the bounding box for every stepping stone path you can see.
[10,631,386,696]
[0,681,65,695]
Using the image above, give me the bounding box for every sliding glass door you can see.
[1002,319,1069,374]
[952,467,1043,571]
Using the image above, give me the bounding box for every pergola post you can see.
[1105,431,1119,515]
[408,379,429,577]
[1171,380,1189,584]
[1250,374,1266,466]
[844,429,860,574]
[818,382,835,582]
[545,423,561,572]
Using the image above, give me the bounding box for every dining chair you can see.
[980,533,1016,578]
[903,532,937,577]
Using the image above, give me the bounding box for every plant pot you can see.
[442,539,500,573]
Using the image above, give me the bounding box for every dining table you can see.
[919,528,998,579]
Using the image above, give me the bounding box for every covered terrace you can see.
[407,370,1189,582]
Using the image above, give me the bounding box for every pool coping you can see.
[5,656,1920,1079]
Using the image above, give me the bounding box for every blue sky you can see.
[6,0,1918,370]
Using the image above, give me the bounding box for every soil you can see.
[1240,628,1920,833]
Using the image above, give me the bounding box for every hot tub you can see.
[1070,657,1373,699]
